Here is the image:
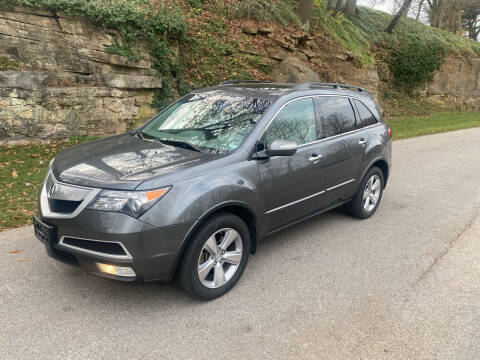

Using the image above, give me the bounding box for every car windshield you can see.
[140,91,272,153]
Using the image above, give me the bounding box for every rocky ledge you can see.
[0,5,161,141]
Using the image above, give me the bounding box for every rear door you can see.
[258,97,326,232]
[315,96,369,203]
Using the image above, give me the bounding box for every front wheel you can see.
[176,213,250,300]
[347,167,384,219]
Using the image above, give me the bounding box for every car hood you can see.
[52,134,220,190]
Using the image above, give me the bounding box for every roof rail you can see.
[293,82,365,92]
[219,80,274,86]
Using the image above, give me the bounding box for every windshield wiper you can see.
[159,139,202,153]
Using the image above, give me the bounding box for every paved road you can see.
[1,128,480,360]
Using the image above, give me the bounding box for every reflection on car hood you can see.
[52,134,220,190]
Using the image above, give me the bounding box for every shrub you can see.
[385,37,446,92]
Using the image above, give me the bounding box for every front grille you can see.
[48,199,82,214]
[62,237,127,256]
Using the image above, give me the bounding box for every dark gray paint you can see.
[38,83,392,282]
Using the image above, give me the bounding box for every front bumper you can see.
[35,210,193,282]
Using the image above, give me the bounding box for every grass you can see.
[0,137,97,230]
[317,4,480,63]
[386,111,480,140]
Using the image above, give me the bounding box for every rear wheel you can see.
[176,213,250,300]
[347,167,384,219]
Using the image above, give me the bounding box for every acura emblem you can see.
[48,183,57,198]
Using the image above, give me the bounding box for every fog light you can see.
[96,262,136,277]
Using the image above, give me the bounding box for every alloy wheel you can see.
[363,174,381,212]
[197,228,243,289]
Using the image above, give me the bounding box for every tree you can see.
[415,0,425,20]
[386,0,414,33]
[463,3,480,40]
[426,0,463,34]
[345,0,357,15]
[327,0,335,10]
[296,0,313,27]
[333,0,344,16]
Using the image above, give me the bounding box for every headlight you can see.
[86,186,171,218]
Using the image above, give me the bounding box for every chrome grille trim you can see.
[58,236,133,260]
[40,171,101,219]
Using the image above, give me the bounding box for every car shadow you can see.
[51,207,354,308]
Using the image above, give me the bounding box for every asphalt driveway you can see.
[1,128,480,360]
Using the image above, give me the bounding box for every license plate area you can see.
[33,216,56,244]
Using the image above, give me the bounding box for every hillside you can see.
[1,0,480,141]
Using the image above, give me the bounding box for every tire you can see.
[347,167,384,219]
[176,212,251,300]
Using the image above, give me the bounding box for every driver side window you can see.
[264,97,316,147]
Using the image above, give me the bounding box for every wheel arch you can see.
[359,158,390,190]
[168,201,259,280]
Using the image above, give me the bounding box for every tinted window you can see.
[265,97,316,146]
[355,100,377,127]
[317,97,356,138]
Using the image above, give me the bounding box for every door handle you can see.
[358,139,368,146]
[309,154,323,162]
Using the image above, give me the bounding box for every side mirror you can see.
[267,139,298,157]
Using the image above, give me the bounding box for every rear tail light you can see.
[387,127,392,138]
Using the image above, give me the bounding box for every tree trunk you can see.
[436,1,462,34]
[416,0,424,21]
[333,0,344,17]
[327,0,335,10]
[296,0,313,25]
[386,0,414,33]
[344,0,357,15]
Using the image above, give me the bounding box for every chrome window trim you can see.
[352,98,379,127]
[40,170,101,219]
[258,95,317,145]
[257,94,382,149]
[265,179,356,214]
[58,236,133,260]
[298,123,382,148]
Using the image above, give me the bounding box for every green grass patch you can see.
[313,0,375,67]
[386,111,480,140]
[313,3,480,89]
[0,137,96,230]
[351,7,480,58]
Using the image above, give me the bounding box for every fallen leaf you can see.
[9,249,25,254]
[11,170,18,179]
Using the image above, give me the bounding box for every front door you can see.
[257,97,327,232]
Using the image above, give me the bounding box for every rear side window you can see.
[265,97,316,146]
[355,100,377,128]
[316,97,356,138]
